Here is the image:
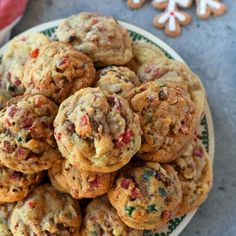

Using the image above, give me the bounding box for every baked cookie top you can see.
[0,94,59,174]
[54,87,142,173]
[0,163,42,203]
[126,80,197,162]
[10,184,81,236]
[23,41,96,104]
[0,203,15,236]
[49,158,113,199]
[96,66,140,97]
[0,90,12,110]
[127,41,165,73]
[57,12,133,67]
[108,162,182,230]
[0,32,49,96]
[137,57,205,121]
[171,139,213,215]
[81,196,142,236]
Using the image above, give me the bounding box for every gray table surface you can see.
[11,0,236,235]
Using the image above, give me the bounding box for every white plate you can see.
[0,19,215,236]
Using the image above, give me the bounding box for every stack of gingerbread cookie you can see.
[0,12,212,235]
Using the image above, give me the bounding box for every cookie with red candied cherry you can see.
[0,162,43,203]
[96,66,140,97]
[0,203,15,236]
[80,196,142,236]
[10,184,81,236]
[108,162,182,230]
[0,32,49,96]
[170,139,213,215]
[0,94,60,174]
[56,12,133,67]
[54,87,142,173]
[137,57,205,122]
[49,158,114,199]
[126,80,197,163]
[22,41,96,104]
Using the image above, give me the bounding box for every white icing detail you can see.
[132,0,142,3]
[167,0,176,10]
[197,0,222,16]
[175,11,186,22]
[158,12,170,24]
[176,0,192,7]
[169,15,176,31]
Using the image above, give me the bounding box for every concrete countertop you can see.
[12,0,236,235]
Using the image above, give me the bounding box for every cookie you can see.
[108,162,182,230]
[0,90,12,110]
[127,0,146,9]
[0,94,60,174]
[196,0,227,19]
[137,57,205,122]
[170,139,213,215]
[0,203,15,236]
[80,196,142,235]
[10,184,81,236]
[54,87,142,173]
[96,66,140,97]
[152,0,192,37]
[49,158,114,199]
[0,32,49,95]
[23,41,96,104]
[126,80,197,162]
[56,12,133,67]
[127,41,165,73]
[0,163,43,203]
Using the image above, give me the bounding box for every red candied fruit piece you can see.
[16,147,27,158]
[122,129,134,144]
[121,179,131,189]
[130,187,140,200]
[30,48,39,58]
[8,105,18,117]
[57,57,68,67]
[21,118,33,130]
[3,141,15,154]
[28,201,36,209]
[89,175,101,188]
[80,114,89,127]
[91,18,98,25]
[55,132,62,140]
[161,210,172,221]
[10,171,23,179]
[193,147,204,158]
[15,78,21,86]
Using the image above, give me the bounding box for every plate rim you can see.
[0,18,215,236]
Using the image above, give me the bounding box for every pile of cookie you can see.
[0,12,212,235]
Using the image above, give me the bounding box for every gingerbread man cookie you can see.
[153,0,192,37]
[127,0,146,9]
[195,0,226,19]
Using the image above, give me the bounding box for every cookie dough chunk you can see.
[0,163,42,203]
[54,87,142,173]
[108,162,182,230]
[137,57,205,121]
[126,80,197,163]
[10,184,81,236]
[0,90,12,110]
[81,196,142,236]
[0,32,49,96]
[49,158,113,199]
[170,139,213,215]
[23,41,96,104]
[0,95,59,174]
[96,66,140,97]
[127,41,165,73]
[57,12,133,67]
[0,203,15,236]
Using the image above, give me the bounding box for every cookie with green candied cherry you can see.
[54,87,142,173]
[80,196,142,236]
[108,161,182,230]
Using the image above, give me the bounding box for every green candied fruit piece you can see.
[143,169,156,180]
[125,206,135,216]
[17,136,23,142]
[159,83,166,88]
[158,187,167,197]
[147,204,158,213]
